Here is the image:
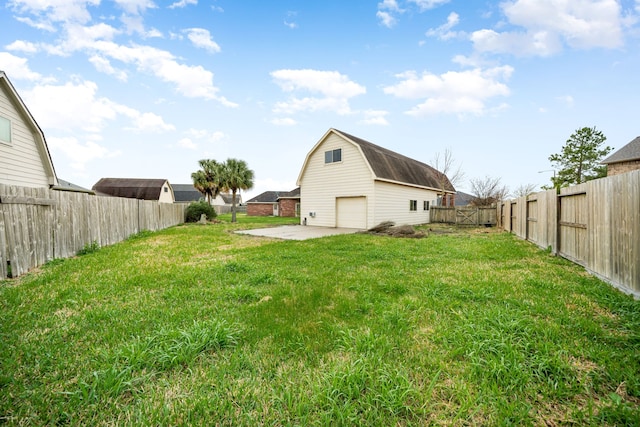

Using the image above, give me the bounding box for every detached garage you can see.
[297,128,455,229]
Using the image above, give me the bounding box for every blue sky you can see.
[2,0,639,199]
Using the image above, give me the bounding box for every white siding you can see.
[158,182,174,203]
[299,133,374,227]
[0,84,51,188]
[373,181,438,226]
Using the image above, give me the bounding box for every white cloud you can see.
[409,0,450,10]
[359,110,390,125]
[169,0,197,9]
[0,52,52,82]
[283,11,298,29]
[122,110,175,133]
[119,14,145,35]
[471,28,562,56]
[113,0,157,15]
[379,0,401,11]
[88,55,128,81]
[5,40,39,53]
[23,80,173,133]
[377,0,449,28]
[184,28,221,53]
[271,69,366,115]
[208,131,227,143]
[383,66,513,116]
[14,16,56,32]
[9,0,99,25]
[426,12,463,40]
[472,0,625,56]
[9,0,234,106]
[270,117,297,126]
[47,136,121,172]
[52,22,120,54]
[377,0,402,27]
[377,11,397,28]
[178,138,197,149]
[88,41,236,106]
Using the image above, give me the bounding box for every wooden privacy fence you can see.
[498,169,640,297]
[430,206,497,225]
[0,184,186,279]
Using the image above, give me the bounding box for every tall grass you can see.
[1,218,638,425]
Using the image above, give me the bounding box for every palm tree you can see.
[191,159,222,204]
[219,158,254,223]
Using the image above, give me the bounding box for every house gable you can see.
[0,71,57,187]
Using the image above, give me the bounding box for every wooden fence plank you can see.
[0,186,185,279]
[0,208,7,279]
[502,172,639,297]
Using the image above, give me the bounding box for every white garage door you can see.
[336,197,367,229]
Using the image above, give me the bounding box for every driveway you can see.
[235,225,361,240]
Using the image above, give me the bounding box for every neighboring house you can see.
[454,191,474,206]
[172,184,240,208]
[278,187,301,217]
[92,178,175,203]
[172,184,203,203]
[602,136,640,176]
[297,128,455,229]
[216,192,242,207]
[0,71,58,188]
[246,188,300,217]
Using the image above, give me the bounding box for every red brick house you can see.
[602,136,640,176]
[246,188,300,217]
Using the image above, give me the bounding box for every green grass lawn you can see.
[1,215,639,426]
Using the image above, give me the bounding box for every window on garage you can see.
[325,148,342,164]
[409,200,417,211]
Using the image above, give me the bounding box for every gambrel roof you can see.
[602,136,640,164]
[297,128,455,193]
[93,178,171,200]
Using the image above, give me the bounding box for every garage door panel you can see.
[336,197,366,229]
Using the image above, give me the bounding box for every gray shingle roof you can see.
[246,191,279,203]
[277,187,300,199]
[333,129,455,192]
[220,193,237,204]
[246,188,300,203]
[53,179,95,194]
[602,136,640,164]
[172,184,203,202]
[92,178,168,200]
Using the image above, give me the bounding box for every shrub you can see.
[186,200,217,223]
[77,240,100,256]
